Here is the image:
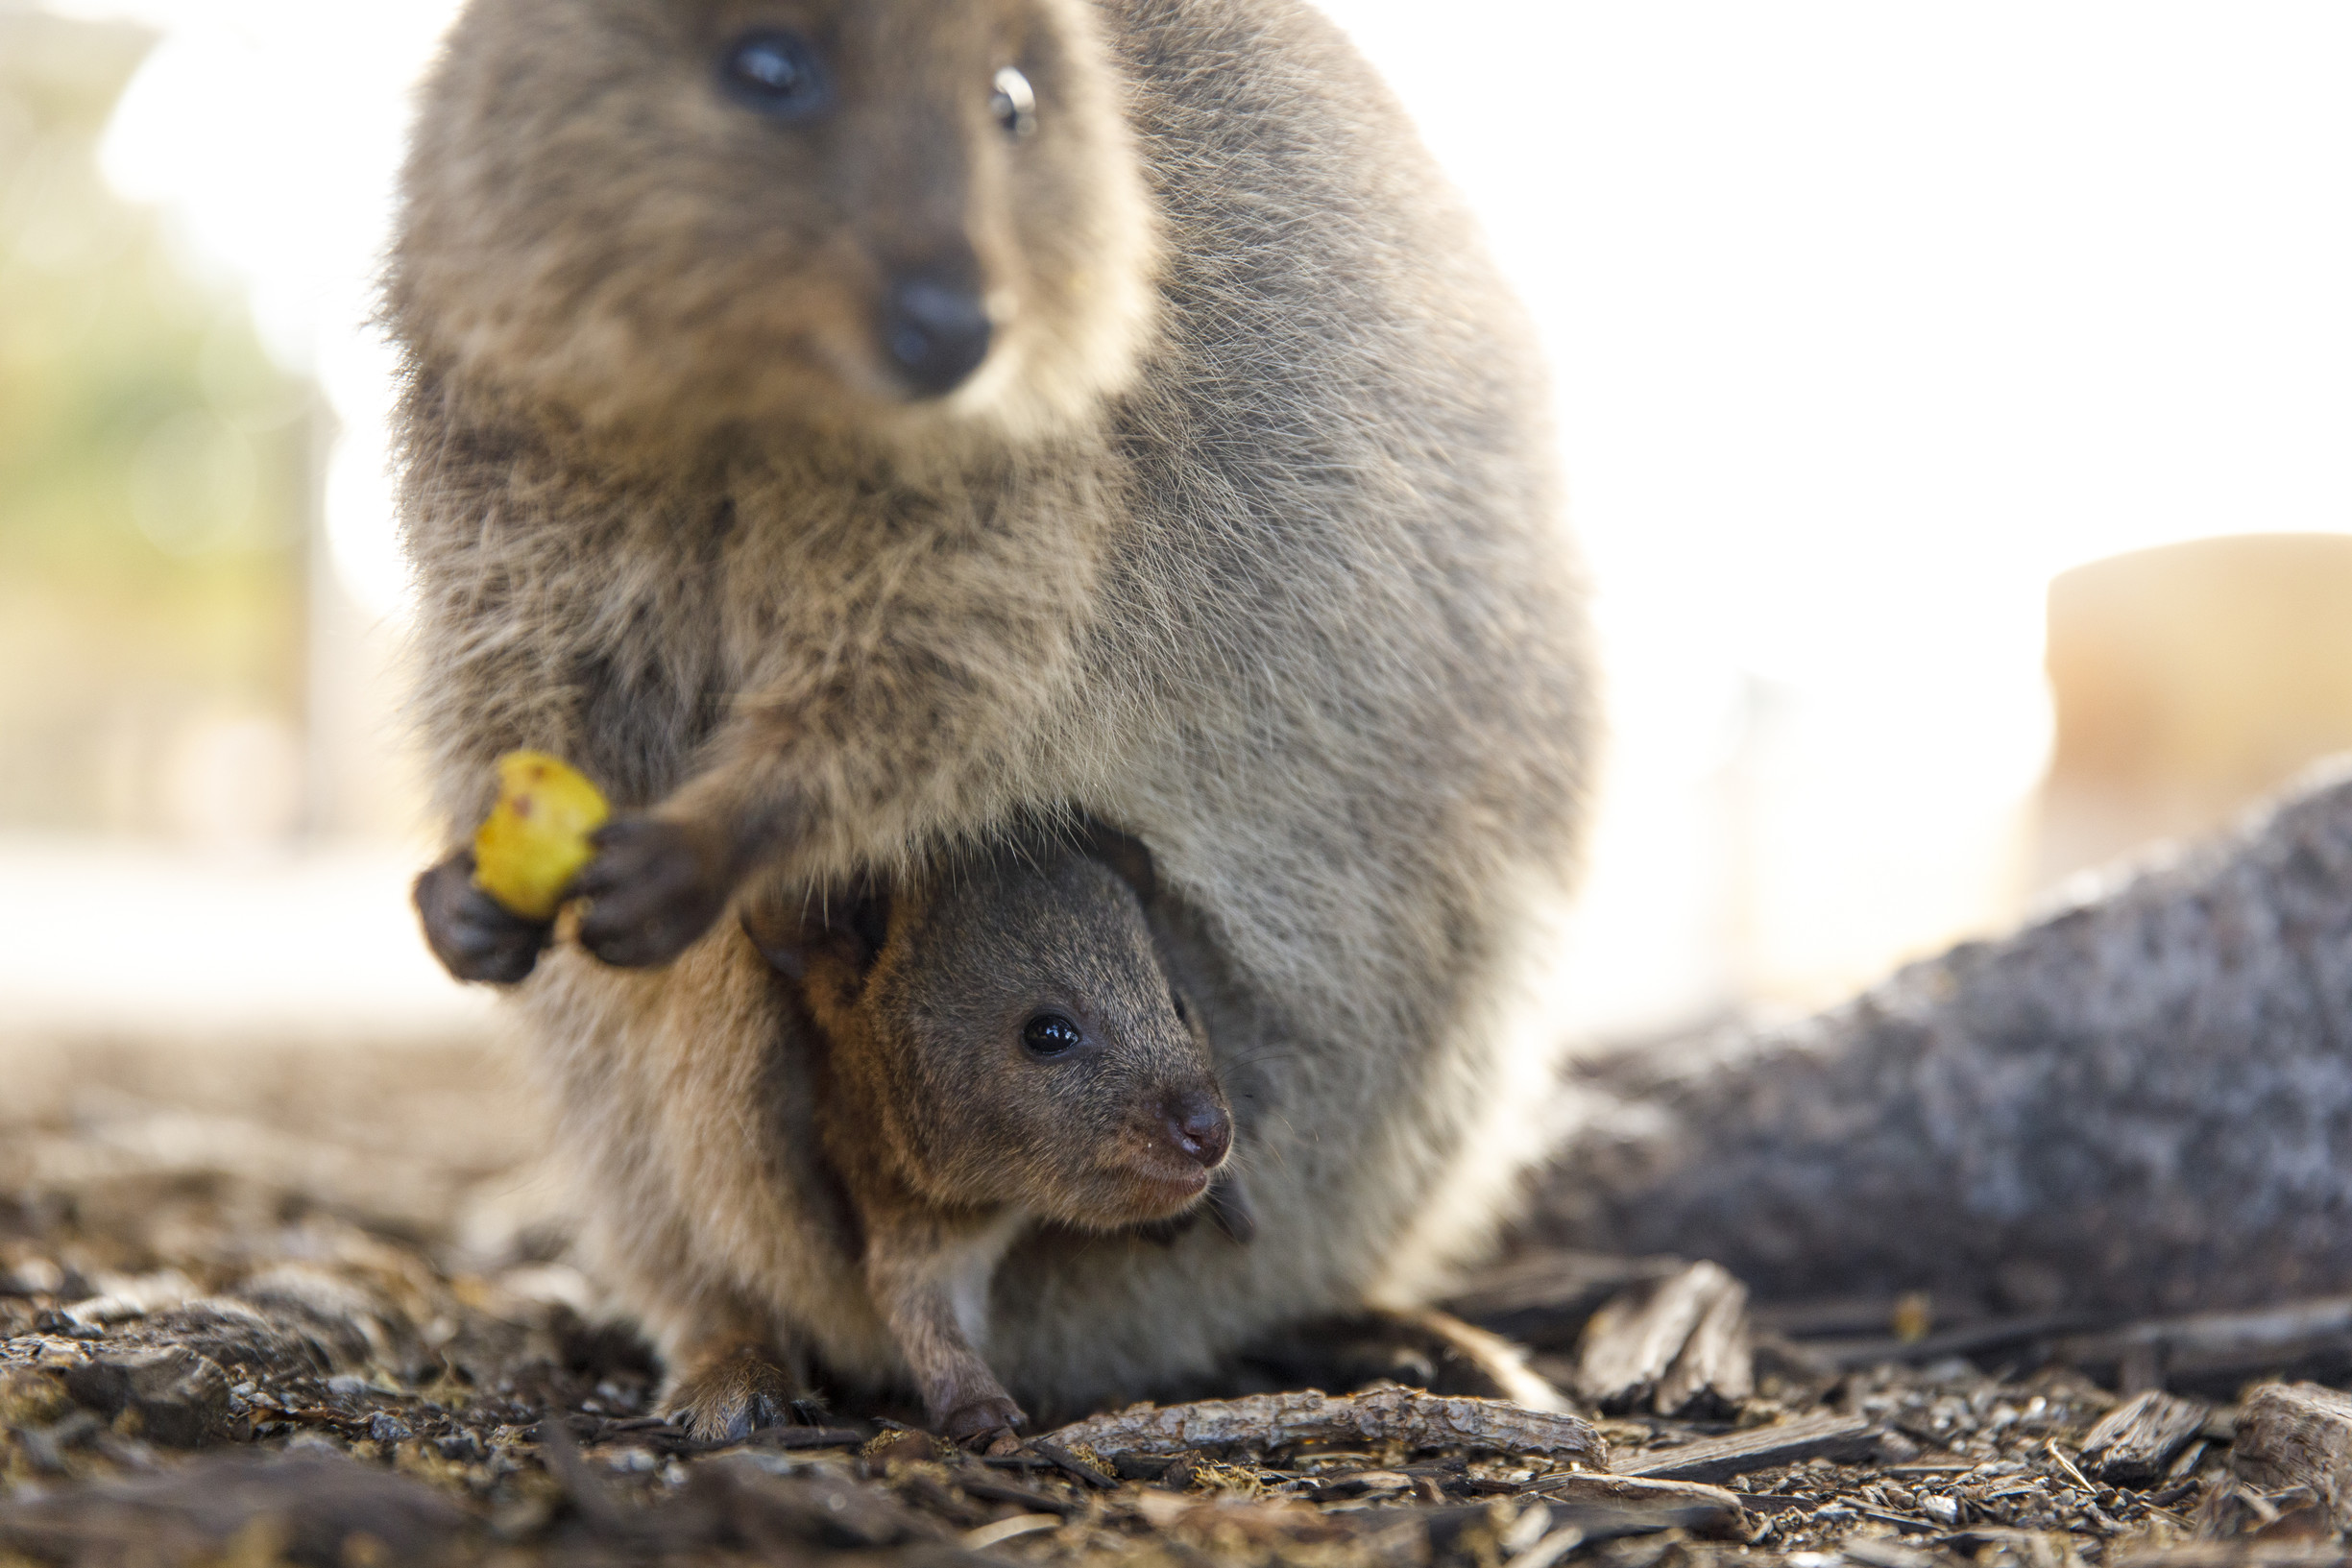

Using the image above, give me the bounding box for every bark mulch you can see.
[2,1041,2345,1566]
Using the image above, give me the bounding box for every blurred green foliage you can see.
[0,6,314,832]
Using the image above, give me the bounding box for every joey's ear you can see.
[1078,817,1157,902]
[740,888,889,981]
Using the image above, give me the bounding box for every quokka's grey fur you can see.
[393,0,1596,1432]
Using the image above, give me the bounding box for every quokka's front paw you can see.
[940,1393,1027,1452]
[665,1344,799,1443]
[572,815,735,968]
[413,850,552,983]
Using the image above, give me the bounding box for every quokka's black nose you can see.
[881,275,992,397]
[1160,1089,1231,1169]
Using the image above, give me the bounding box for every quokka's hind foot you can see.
[939,1393,1027,1453]
[664,1343,803,1443]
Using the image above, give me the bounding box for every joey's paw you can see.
[940,1395,1026,1450]
[573,815,733,968]
[413,850,552,984]
[666,1346,798,1444]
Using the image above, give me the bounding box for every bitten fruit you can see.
[472,752,609,920]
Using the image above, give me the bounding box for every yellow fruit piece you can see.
[472,751,611,921]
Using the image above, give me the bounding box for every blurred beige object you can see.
[159,709,304,849]
[0,836,495,1046]
[2039,533,2352,887]
[0,6,319,844]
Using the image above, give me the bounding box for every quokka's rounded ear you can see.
[740,886,889,981]
[1077,817,1157,902]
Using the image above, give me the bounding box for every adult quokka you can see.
[397,0,1594,1435]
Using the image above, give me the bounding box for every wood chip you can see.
[1653,1272,1754,1416]
[955,1475,1078,1517]
[1030,1438,1116,1489]
[1037,1385,1607,1464]
[1575,1261,1754,1416]
[667,1423,867,1456]
[1842,1538,1938,1568]
[962,1513,1061,1549]
[1521,1470,1750,1540]
[2229,1381,2352,1533]
[1612,1411,1877,1484]
[1502,1525,1587,1568]
[2080,1390,2210,1485]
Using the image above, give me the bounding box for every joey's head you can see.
[393,0,1158,449]
[777,846,1230,1230]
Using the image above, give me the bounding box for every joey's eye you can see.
[1022,1012,1081,1057]
[990,66,1037,139]
[1170,990,1189,1024]
[719,30,833,121]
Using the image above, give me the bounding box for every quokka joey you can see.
[398,0,1594,1434]
[740,837,1247,1447]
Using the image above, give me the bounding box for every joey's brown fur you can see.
[397,0,1595,1429]
[743,842,1232,1445]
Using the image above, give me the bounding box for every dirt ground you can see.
[0,1034,2326,1567]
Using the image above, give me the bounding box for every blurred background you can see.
[2,0,2349,1055]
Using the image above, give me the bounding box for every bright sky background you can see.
[43,0,2352,1030]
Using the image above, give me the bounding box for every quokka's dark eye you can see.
[719,30,833,121]
[990,66,1037,139]
[1022,1012,1082,1057]
[1170,990,1189,1024]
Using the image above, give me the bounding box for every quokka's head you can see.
[761,842,1233,1231]
[392,0,1159,450]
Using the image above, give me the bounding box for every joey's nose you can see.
[1160,1090,1231,1170]
[881,275,992,397]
